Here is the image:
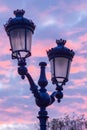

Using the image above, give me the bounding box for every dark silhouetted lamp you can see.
[47,39,74,86]
[4,9,35,59]
[4,9,75,130]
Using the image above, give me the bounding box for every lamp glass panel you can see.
[50,59,54,77]
[55,57,69,83]
[10,28,25,52]
[26,30,32,53]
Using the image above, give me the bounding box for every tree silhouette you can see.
[48,114,87,130]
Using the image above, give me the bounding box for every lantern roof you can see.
[4,9,35,35]
[47,39,75,61]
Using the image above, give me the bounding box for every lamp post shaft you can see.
[37,62,49,130]
[38,107,48,130]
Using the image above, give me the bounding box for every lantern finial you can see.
[56,39,66,46]
[14,9,25,17]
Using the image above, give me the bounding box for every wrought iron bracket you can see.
[17,59,64,105]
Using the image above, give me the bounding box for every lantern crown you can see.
[56,39,66,46]
[4,9,35,35]
[47,39,75,61]
[14,9,25,17]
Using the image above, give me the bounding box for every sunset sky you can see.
[0,0,87,129]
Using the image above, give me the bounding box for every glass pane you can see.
[10,29,25,52]
[67,60,71,78]
[50,59,54,78]
[56,77,65,83]
[13,51,28,59]
[26,30,32,53]
[55,57,69,82]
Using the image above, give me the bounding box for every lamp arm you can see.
[25,72,40,99]
[18,66,40,99]
[49,92,56,105]
[49,88,64,104]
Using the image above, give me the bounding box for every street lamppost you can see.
[4,9,75,130]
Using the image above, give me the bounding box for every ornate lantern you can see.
[47,39,75,86]
[4,9,35,60]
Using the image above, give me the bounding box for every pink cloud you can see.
[59,2,87,12]
[0,60,14,75]
[0,33,10,56]
[0,103,36,124]
[0,60,17,87]
[73,3,87,11]
[70,102,87,115]
[71,77,87,89]
[0,60,12,68]
[32,39,54,57]
[0,5,9,13]
[79,33,87,42]
[27,65,40,80]
[66,28,86,37]
[66,40,82,51]
[70,55,87,74]
[49,97,87,117]
[46,71,51,81]
[49,104,77,116]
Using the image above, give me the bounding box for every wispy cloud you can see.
[0,5,9,13]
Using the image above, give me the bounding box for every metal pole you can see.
[38,107,49,130]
